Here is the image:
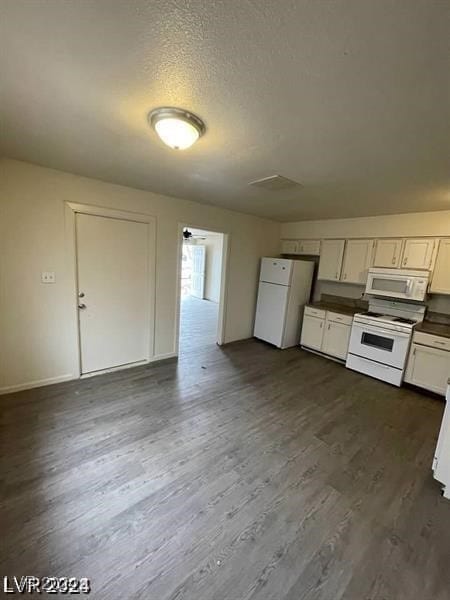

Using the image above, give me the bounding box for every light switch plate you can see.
[41,271,56,283]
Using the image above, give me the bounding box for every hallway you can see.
[179,296,219,355]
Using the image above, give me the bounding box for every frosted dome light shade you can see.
[154,117,200,150]
[149,107,206,150]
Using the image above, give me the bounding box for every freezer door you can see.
[260,258,292,286]
[254,282,289,347]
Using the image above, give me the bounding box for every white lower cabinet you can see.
[405,333,450,396]
[322,320,351,360]
[301,307,352,361]
[301,314,324,351]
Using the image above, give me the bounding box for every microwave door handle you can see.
[405,279,412,297]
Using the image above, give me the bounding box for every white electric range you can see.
[346,298,426,386]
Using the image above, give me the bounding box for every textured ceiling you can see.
[0,0,449,221]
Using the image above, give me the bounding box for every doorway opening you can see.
[178,226,227,355]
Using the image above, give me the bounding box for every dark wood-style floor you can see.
[180,295,219,354]
[1,313,450,598]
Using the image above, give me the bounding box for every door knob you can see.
[78,303,87,310]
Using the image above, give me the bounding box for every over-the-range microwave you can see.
[365,268,430,301]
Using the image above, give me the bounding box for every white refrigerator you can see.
[254,257,314,349]
[433,382,450,500]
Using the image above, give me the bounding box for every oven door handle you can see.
[405,279,413,297]
[357,356,397,370]
[352,323,410,339]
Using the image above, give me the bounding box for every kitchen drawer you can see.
[326,311,353,326]
[304,306,326,319]
[413,331,450,352]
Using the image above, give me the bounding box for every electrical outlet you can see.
[41,271,56,284]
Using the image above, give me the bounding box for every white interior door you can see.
[76,213,150,374]
[191,245,206,298]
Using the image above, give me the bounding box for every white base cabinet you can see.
[322,319,352,360]
[300,313,324,351]
[433,384,450,500]
[405,332,450,396]
[301,306,352,361]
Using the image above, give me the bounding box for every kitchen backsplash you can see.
[317,282,450,323]
[319,293,368,311]
[425,310,450,326]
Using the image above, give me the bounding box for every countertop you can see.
[415,321,450,340]
[307,301,361,317]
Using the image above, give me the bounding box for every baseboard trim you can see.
[219,336,252,347]
[80,353,178,378]
[150,352,178,362]
[0,374,76,395]
[300,346,346,365]
[0,353,180,396]
[80,359,150,379]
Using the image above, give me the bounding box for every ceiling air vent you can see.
[248,175,302,191]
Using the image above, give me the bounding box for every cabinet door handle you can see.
[328,324,330,330]
[392,257,396,265]
[403,257,407,266]
[320,322,323,328]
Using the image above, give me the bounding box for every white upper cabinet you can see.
[281,240,298,254]
[341,239,375,284]
[318,240,346,281]
[373,239,403,268]
[281,239,320,255]
[430,239,450,294]
[401,238,435,270]
[297,240,321,255]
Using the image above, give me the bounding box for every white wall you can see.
[203,234,223,303]
[282,210,450,240]
[0,159,280,393]
[282,211,450,313]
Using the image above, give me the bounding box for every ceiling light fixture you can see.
[148,107,206,150]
